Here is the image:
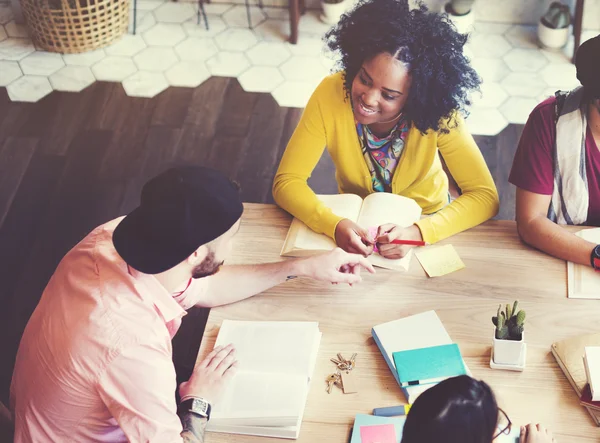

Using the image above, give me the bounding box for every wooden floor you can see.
[0,78,523,405]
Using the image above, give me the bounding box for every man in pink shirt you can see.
[509,34,600,268]
[10,166,374,443]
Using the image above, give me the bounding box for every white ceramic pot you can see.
[537,22,569,49]
[493,332,525,366]
[443,3,475,35]
[321,0,350,25]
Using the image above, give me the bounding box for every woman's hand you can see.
[519,423,556,443]
[334,219,374,256]
[376,223,423,259]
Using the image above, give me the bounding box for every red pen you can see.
[390,239,426,246]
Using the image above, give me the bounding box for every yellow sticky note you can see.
[415,244,465,277]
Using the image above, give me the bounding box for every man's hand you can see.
[520,423,556,443]
[376,223,423,259]
[334,219,374,256]
[297,248,375,285]
[179,344,238,404]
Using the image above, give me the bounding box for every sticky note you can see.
[360,423,397,443]
[415,244,465,277]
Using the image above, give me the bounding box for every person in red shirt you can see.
[509,34,600,268]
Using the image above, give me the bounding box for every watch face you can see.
[192,398,209,415]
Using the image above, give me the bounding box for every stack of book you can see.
[205,320,321,439]
[551,333,600,425]
[580,347,600,414]
[372,311,468,403]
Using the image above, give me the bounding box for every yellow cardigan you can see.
[272,72,499,244]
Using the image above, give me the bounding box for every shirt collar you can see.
[127,265,187,324]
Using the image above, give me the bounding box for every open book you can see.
[206,320,321,439]
[567,228,600,299]
[281,193,422,271]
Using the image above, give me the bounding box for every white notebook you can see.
[280,193,422,271]
[372,311,469,403]
[206,320,321,439]
[567,228,600,299]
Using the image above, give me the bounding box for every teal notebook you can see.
[392,343,466,387]
[350,414,405,443]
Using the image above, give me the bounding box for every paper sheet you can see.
[360,424,397,443]
[415,244,465,277]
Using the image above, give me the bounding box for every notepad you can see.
[415,244,465,277]
[280,193,422,271]
[567,228,600,299]
[393,344,467,387]
[350,414,405,443]
[584,347,600,401]
[360,424,397,443]
[206,320,321,439]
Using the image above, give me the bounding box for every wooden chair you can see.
[288,0,307,44]
[572,0,585,62]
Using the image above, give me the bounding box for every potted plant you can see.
[538,1,571,49]
[321,0,350,25]
[444,0,476,34]
[491,301,526,367]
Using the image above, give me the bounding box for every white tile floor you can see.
[0,0,598,136]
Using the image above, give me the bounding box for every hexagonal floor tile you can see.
[154,2,195,23]
[175,37,218,62]
[505,25,538,49]
[0,60,22,86]
[222,5,267,28]
[92,56,137,81]
[143,23,186,47]
[238,66,284,92]
[122,71,168,98]
[0,4,14,25]
[540,63,579,89]
[49,66,95,92]
[503,47,548,73]
[287,36,324,56]
[0,25,7,42]
[470,82,508,109]
[129,10,156,34]
[165,61,211,87]
[253,19,288,42]
[280,55,329,82]
[473,22,511,34]
[106,34,147,57]
[19,51,65,76]
[470,57,510,83]
[7,75,53,102]
[538,87,558,103]
[247,41,291,67]
[500,72,546,98]
[134,47,179,72]
[214,28,258,52]
[465,108,508,136]
[264,6,289,20]
[136,0,163,11]
[206,52,250,77]
[469,34,512,58]
[5,21,29,38]
[63,49,106,67]
[0,38,35,61]
[183,16,227,38]
[499,96,539,124]
[297,11,330,37]
[272,80,316,108]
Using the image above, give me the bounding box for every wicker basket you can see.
[20,0,130,54]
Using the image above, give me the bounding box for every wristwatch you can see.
[180,397,212,421]
[591,245,600,271]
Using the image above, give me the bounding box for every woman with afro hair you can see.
[273,0,499,258]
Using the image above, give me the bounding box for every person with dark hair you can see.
[402,376,556,443]
[510,34,600,267]
[10,166,374,443]
[273,0,499,259]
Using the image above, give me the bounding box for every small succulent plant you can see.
[492,300,526,341]
[541,2,571,29]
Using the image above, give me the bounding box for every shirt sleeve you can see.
[272,80,345,240]
[415,115,500,243]
[97,343,183,443]
[508,101,555,195]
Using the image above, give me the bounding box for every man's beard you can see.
[192,250,224,279]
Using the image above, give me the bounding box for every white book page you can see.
[214,321,320,377]
[209,371,307,427]
[290,194,363,252]
[568,228,600,299]
[357,193,422,271]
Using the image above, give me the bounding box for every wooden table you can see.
[197,203,600,442]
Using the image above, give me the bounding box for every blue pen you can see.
[372,404,411,417]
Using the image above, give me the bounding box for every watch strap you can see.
[591,245,600,272]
